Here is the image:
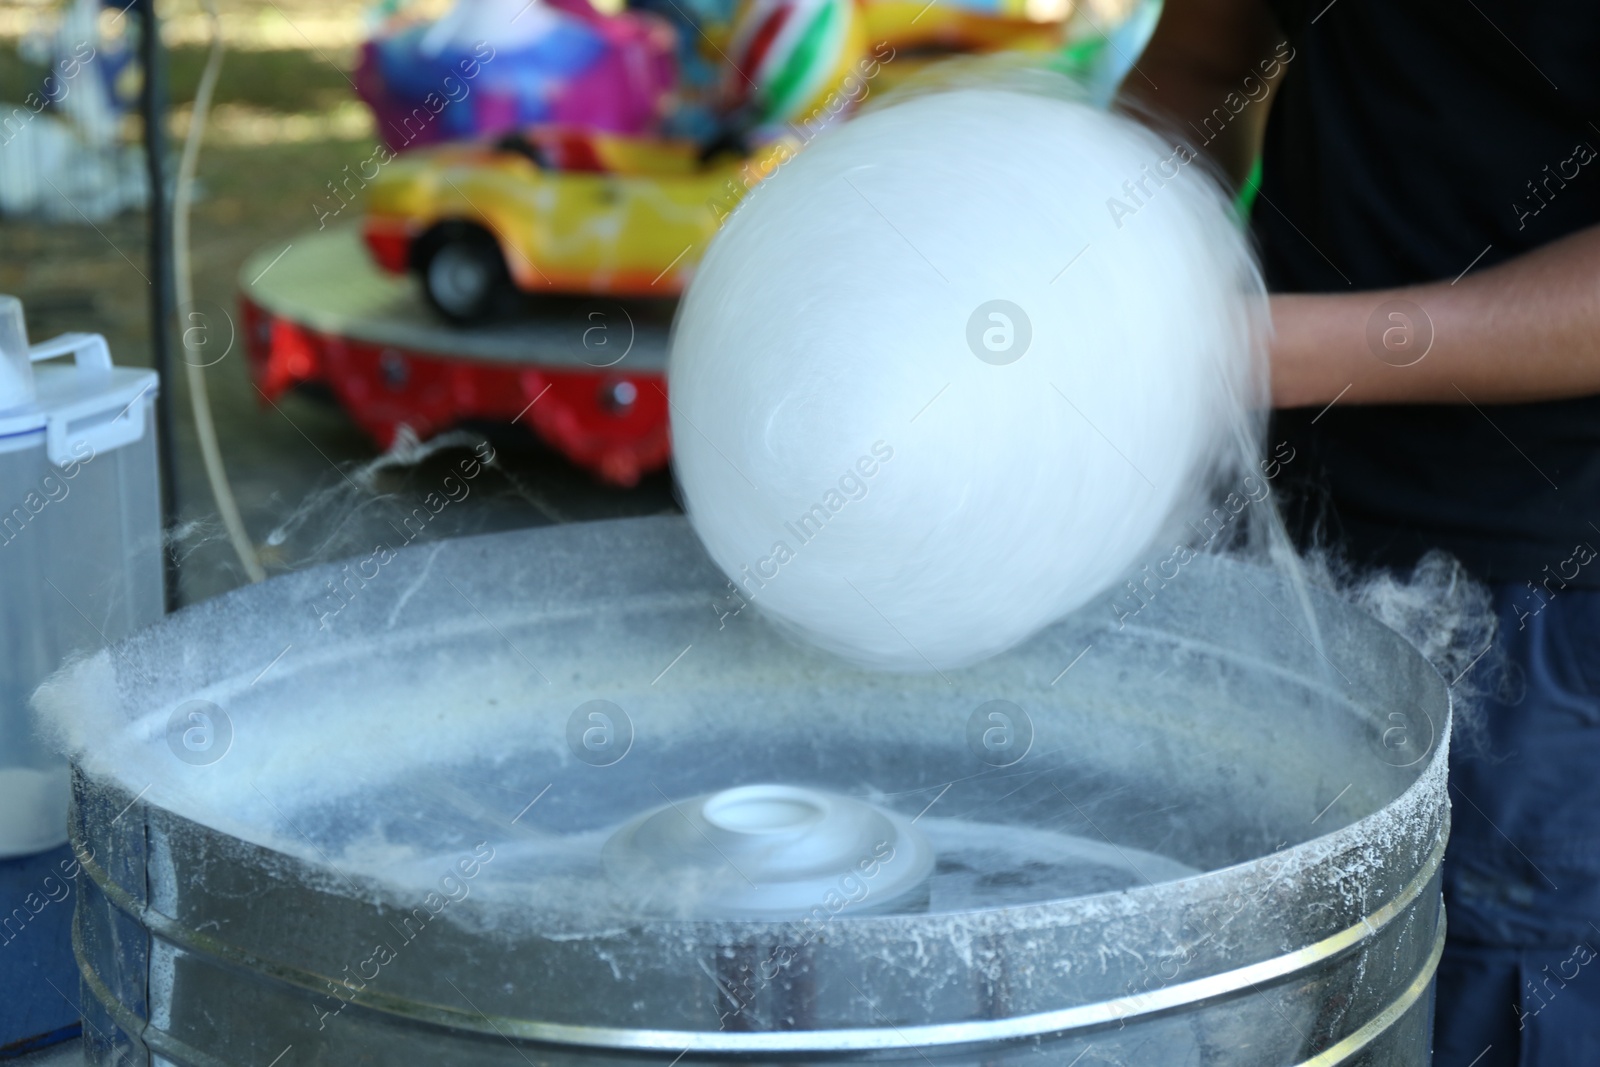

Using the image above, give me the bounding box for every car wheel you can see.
[420,228,514,324]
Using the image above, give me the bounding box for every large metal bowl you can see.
[50,516,1448,1065]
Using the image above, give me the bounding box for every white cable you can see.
[173,0,267,583]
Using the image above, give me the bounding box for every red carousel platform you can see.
[240,226,673,486]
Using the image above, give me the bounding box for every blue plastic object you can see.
[0,844,83,1058]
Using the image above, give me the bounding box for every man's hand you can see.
[1271,223,1600,408]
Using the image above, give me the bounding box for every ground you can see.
[0,0,677,608]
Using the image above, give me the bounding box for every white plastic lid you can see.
[603,784,936,919]
[0,327,158,461]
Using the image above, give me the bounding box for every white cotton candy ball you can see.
[669,84,1266,671]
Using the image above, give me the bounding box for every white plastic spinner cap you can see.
[603,784,935,919]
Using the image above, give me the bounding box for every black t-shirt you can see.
[1256,0,1600,585]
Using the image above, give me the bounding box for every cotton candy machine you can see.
[47,516,1449,1065]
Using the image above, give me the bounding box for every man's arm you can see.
[1130,0,1600,410]
[1272,224,1600,408]
[1121,0,1285,190]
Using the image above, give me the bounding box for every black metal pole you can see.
[138,0,180,612]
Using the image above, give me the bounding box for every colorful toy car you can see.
[363,126,791,322]
[360,0,1081,324]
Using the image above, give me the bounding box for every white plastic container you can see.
[0,294,162,857]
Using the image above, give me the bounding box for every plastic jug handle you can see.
[29,333,113,374]
[27,333,150,466]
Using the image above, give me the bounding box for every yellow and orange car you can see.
[363,127,794,322]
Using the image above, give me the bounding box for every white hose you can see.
[173,0,267,583]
